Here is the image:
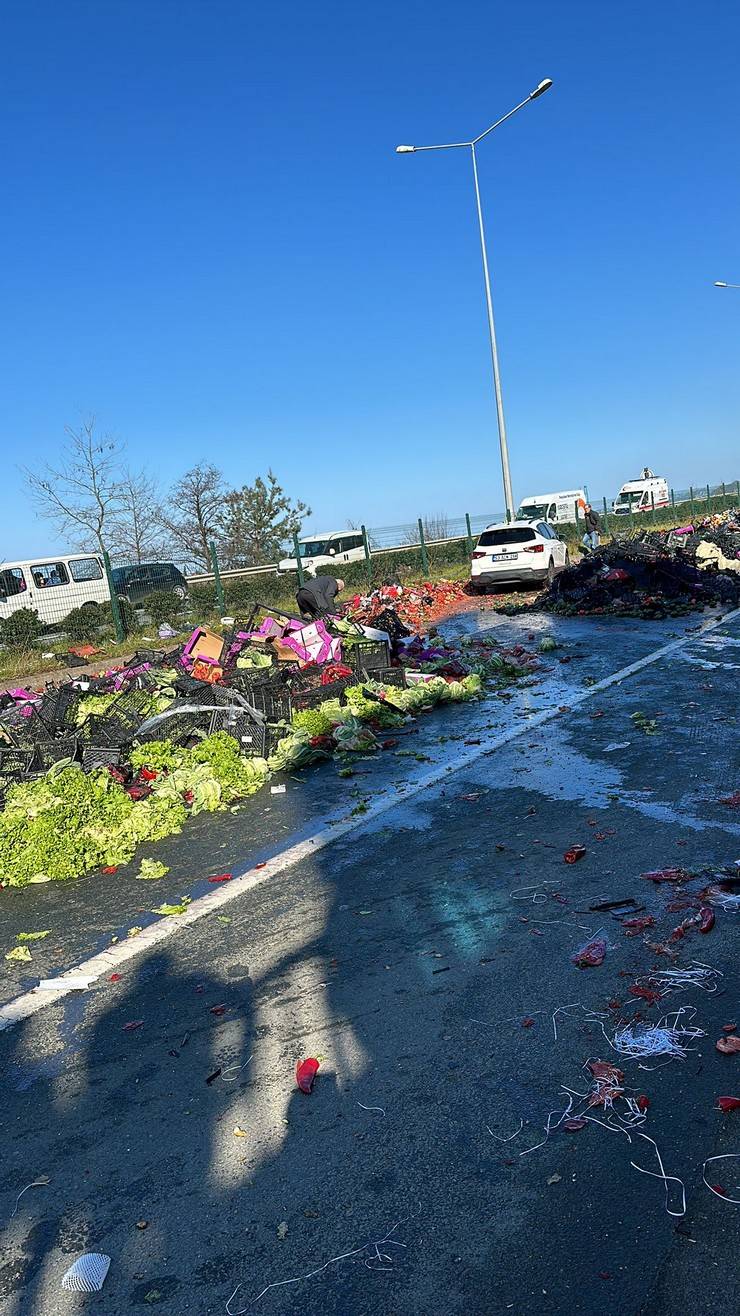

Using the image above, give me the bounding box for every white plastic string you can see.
[225,1218,408,1312]
[702,1154,740,1205]
[221,1055,254,1083]
[487,1118,524,1143]
[7,1176,50,1224]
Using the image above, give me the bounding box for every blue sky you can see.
[3,0,740,556]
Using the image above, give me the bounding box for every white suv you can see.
[470,520,569,591]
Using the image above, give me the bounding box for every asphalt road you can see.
[1,607,739,1315]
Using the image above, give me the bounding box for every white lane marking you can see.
[2,606,738,1035]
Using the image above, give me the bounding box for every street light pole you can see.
[470,141,513,518]
[396,79,552,522]
[714,280,740,289]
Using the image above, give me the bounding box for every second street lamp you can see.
[396,79,553,521]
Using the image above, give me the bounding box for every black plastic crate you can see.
[291,676,354,712]
[0,747,36,777]
[364,666,406,688]
[82,745,122,772]
[207,706,268,757]
[4,702,55,746]
[33,735,78,771]
[37,683,84,732]
[107,688,157,726]
[342,637,391,673]
[135,704,213,746]
[242,682,293,723]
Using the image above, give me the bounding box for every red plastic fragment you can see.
[571,937,607,969]
[254,862,267,870]
[109,973,122,982]
[642,868,688,883]
[296,1057,320,1094]
[723,1024,737,1033]
[716,1036,740,1055]
[102,866,119,875]
[623,915,655,936]
[521,1017,535,1028]
[636,1094,650,1112]
[564,845,586,864]
[562,1118,588,1131]
[716,1097,740,1112]
[629,984,663,1005]
[598,1272,612,1281]
[209,1004,226,1016]
[139,767,158,781]
[207,873,232,884]
[122,1020,143,1032]
[699,907,715,933]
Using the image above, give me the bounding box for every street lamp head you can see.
[529,78,553,100]
[395,144,416,153]
[714,281,729,287]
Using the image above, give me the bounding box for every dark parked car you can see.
[111,562,188,605]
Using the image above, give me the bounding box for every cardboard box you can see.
[183,626,224,665]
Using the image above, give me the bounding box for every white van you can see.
[612,477,669,516]
[278,530,366,576]
[516,489,586,526]
[0,553,111,627]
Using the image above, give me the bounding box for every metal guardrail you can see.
[185,532,476,586]
[184,483,739,588]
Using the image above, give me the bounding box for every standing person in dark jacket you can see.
[295,575,345,619]
[581,504,601,552]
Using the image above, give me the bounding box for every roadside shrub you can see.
[188,582,221,621]
[101,597,136,637]
[0,607,43,650]
[225,573,297,617]
[143,590,184,627]
[63,604,102,644]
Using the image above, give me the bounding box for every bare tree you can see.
[160,463,226,571]
[108,469,167,564]
[23,416,124,553]
[402,512,450,546]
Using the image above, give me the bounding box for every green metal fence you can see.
[1,479,738,655]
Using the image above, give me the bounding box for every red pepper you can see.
[699,906,715,933]
[139,767,158,781]
[564,844,586,864]
[571,937,606,968]
[296,1057,320,1093]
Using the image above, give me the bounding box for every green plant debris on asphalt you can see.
[136,858,170,880]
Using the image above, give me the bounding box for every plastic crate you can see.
[33,735,78,771]
[291,676,354,712]
[135,703,213,746]
[243,682,293,723]
[0,747,36,777]
[365,666,407,689]
[82,745,122,772]
[207,706,268,757]
[37,684,83,732]
[343,637,391,673]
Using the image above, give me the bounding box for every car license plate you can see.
[492,553,517,561]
